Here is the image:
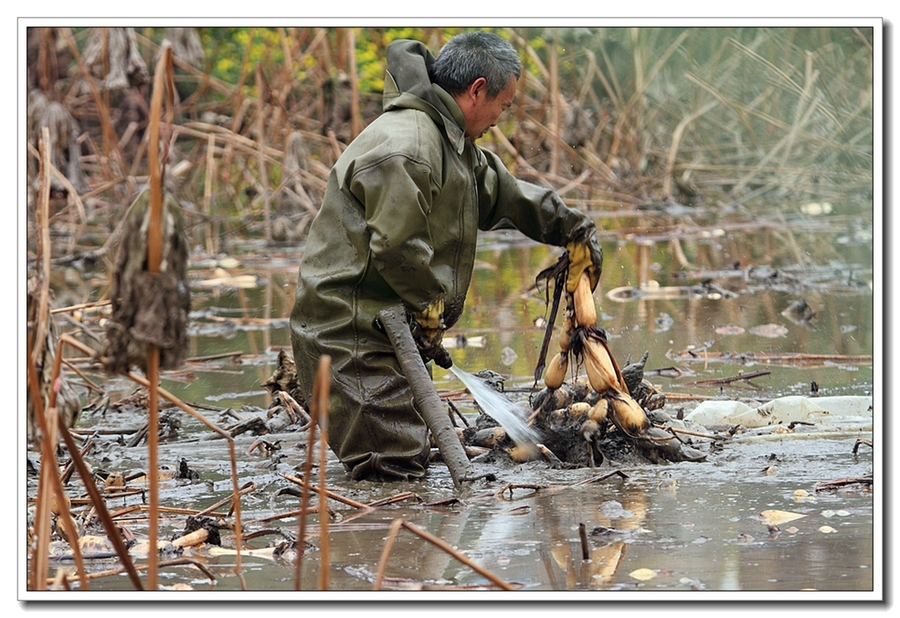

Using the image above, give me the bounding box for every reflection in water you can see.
[532,481,650,590]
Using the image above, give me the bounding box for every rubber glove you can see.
[566,235,603,293]
[411,297,446,359]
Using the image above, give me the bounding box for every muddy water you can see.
[40,424,874,595]
[28,203,877,597]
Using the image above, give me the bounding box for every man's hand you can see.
[565,235,603,293]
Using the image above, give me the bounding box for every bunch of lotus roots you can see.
[542,271,650,438]
[527,271,706,466]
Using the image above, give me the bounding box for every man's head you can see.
[430,31,521,140]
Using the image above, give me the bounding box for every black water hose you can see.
[377,306,474,492]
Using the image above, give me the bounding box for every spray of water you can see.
[448,365,541,447]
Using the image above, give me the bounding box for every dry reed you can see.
[25,27,873,264]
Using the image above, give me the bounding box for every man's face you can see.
[463,75,517,140]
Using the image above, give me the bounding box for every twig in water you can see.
[578,523,590,561]
[244,505,326,527]
[815,475,873,491]
[495,483,549,499]
[283,473,372,511]
[366,492,423,508]
[688,370,772,387]
[50,299,112,314]
[664,427,720,442]
[157,557,217,584]
[86,557,217,586]
[185,351,244,363]
[60,434,96,485]
[197,481,257,518]
[572,470,630,486]
[374,519,515,591]
[60,358,105,395]
[852,439,873,455]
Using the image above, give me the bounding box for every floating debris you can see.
[749,323,790,338]
[715,325,746,335]
[782,299,817,325]
[629,567,657,581]
[757,510,806,526]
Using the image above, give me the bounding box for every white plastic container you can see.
[683,395,873,429]
[729,396,830,428]
[684,400,754,427]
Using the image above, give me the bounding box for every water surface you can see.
[29,200,877,597]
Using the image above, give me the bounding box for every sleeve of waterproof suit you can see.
[350,153,444,313]
[475,147,596,246]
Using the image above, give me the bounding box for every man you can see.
[290,31,602,481]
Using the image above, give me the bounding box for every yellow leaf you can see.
[629,567,657,581]
[758,509,806,526]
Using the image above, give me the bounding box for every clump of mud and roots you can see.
[450,352,709,471]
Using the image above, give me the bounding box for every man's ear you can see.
[466,77,488,104]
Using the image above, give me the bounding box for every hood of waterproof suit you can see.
[290,39,599,480]
[382,40,468,156]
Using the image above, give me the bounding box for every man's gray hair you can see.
[430,31,521,98]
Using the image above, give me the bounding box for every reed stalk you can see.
[142,39,175,592]
[315,355,331,590]
[294,377,317,590]
[347,28,362,139]
[254,64,272,243]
